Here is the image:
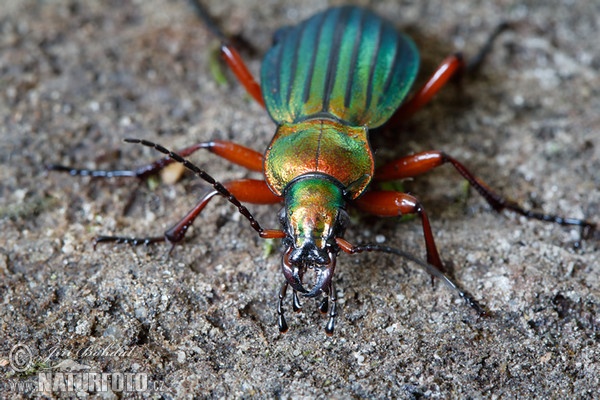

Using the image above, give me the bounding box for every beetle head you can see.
[280,175,348,297]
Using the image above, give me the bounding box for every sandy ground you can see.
[1,0,599,398]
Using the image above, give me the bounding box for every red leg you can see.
[353,191,445,271]
[220,45,265,107]
[95,179,283,248]
[376,150,447,181]
[48,140,264,179]
[190,0,264,106]
[388,54,465,125]
[376,151,596,232]
[388,23,509,125]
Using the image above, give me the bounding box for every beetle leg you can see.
[48,140,264,179]
[277,282,303,334]
[277,281,289,333]
[325,281,337,336]
[219,45,265,107]
[389,54,465,123]
[465,22,511,75]
[353,191,445,272]
[94,178,282,249]
[389,23,509,124]
[336,238,488,316]
[190,0,264,106]
[292,291,302,312]
[375,150,597,234]
[319,295,328,314]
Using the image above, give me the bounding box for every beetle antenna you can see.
[123,138,267,235]
[336,239,488,316]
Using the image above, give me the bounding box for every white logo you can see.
[9,343,33,372]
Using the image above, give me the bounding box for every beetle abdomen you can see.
[261,5,419,128]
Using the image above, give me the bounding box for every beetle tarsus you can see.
[325,283,337,336]
[325,319,335,336]
[460,291,489,317]
[93,235,165,250]
[278,314,288,334]
[319,296,329,314]
[277,281,289,333]
[336,239,489,318]
[292,291,302,312]
[502,200,596,233]
[47,164,140,178]
[466,21,512,75]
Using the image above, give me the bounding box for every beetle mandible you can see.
[50,2,597,335]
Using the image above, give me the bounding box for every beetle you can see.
[50,2,596,335]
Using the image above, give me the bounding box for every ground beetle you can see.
[50,2,597,335]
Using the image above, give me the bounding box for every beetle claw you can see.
[281,249,309,293]
[282,249,337,297]
[303,265,333,298]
